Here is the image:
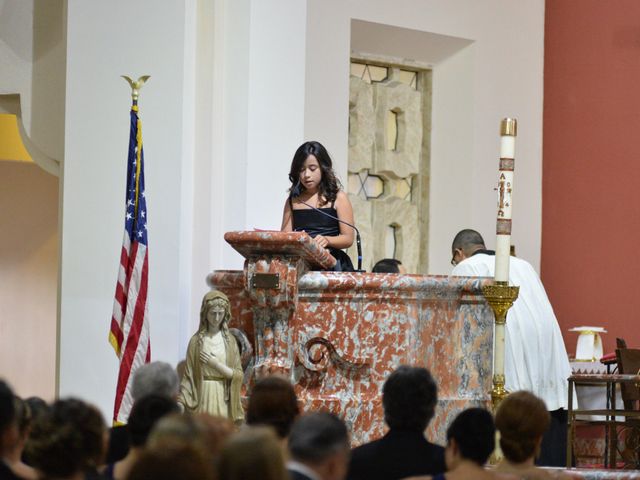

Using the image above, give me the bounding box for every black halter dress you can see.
[291,204,355,272]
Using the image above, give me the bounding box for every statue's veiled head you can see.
[198,290,232,333]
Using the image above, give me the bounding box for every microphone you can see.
[291,186,363,272]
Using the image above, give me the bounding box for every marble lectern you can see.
[208,231,494,444]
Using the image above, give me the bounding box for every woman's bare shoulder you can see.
[334,190,352,207]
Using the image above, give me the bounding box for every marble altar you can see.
[208,231,494,444]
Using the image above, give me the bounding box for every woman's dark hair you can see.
[288,141,341,206]
[246,376,299,438]
[26,398,105,477]
[446,408,495,466]
[495,391,550,463]
[128,395,180,447]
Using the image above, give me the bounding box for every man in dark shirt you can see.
[347,366,445,480]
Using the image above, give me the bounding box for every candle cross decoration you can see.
[482,117,520,410]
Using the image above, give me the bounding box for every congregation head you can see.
[495,390,550,463]
[246,375,300,439]
[147,412,206,451]
[288,412,350,480]
[371,258,404,274]
[131,361,180,402]
[127,443,215,480]
[382,365,438,431]
[24,396,49,423]
[127,394,180,447]
[445,407,495,467]
[0,380,16,455]
[26,398,106,478]
[218,426,288,480]
[12,395,32,441]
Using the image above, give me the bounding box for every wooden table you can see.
[568,373,640,468]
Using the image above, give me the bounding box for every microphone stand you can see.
[296,198,364,272]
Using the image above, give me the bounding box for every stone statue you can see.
[178,290,244,422]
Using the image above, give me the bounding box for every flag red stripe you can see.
[120,245,130,267]
[114,281,125,312]
[113,245,148,418]
[110,244,131,352]
[113,242,142,416]
[110,318,124,346]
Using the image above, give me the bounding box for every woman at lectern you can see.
[281,141,355,272]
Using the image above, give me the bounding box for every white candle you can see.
[494,118,517,283]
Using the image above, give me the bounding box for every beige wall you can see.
[0,162,58,400]
[304,0,545,274]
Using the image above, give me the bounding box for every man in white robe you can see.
[450,229,572,466]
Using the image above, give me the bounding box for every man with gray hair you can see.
[131,361,179,402]
[106,361,179,463]
[287,412,350,480]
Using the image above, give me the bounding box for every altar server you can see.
[450,229,572,466]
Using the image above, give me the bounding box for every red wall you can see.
[542,1,640,355]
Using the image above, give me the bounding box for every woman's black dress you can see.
[291,207,355,272]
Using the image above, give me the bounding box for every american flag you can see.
[109,104,151,425]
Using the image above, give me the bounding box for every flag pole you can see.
[109,75,152,425]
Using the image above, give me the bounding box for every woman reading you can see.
[281,141,355,272]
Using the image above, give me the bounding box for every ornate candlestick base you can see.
[491,373,508,406]
[482,282,519,410]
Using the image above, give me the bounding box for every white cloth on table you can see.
[452,253,573,411]
[570,361,623,421]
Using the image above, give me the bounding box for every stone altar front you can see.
[208,231,493,444]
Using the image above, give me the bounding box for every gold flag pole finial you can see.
[121,75,151,103]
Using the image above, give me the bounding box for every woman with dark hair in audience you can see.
[102,395,179,480]
[25,398,107,480]
[406,408,516,480]
[495,391,574,480]
[3,397,37,479]
[217,426,289,480]
[246,375,299,451]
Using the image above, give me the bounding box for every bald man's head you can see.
[451,229,485,257]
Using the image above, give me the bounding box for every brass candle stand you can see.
[482,282,519,410]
